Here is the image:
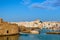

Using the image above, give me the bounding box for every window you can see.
[56,24,58,26]
[48,23,50,25]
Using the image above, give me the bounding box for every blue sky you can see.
[0,0,60,22]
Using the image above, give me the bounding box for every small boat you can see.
[19,32,29,36]
[19,32,29,34]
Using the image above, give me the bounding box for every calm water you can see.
[0,33,60,40]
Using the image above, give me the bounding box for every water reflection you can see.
[0,34,60,40]
[0,35,19,40]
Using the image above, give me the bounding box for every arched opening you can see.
[56,24,58,27]
[7,30,9,33]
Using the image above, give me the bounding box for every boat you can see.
[19,32,29,34]
[19,32,29,36]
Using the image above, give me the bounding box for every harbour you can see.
[0,0,60,40]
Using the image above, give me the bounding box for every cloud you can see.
[20,0,31,5]
[53,0,60,7]
[40,0,57,6]
[28,3,55,10]
[42,0,60,7]
[28,0,57,9]
[21,0,60,9]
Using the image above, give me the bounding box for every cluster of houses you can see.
[11,19,60,34]
[11,19,43,29]
[43,22,60,30]
[0,18,60,35]
[11,19,60,30]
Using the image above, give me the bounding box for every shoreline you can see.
[46,32,60,34]
[0,33,19,36]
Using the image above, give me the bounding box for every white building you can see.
[43,22,60,30]
[10,19,43,28]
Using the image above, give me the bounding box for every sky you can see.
[0,0,60,22]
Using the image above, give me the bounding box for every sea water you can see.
[0,33,60,40]
[19,34,60,40]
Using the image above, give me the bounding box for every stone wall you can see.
[0,18,19,35]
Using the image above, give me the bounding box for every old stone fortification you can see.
[0,18,19,35]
